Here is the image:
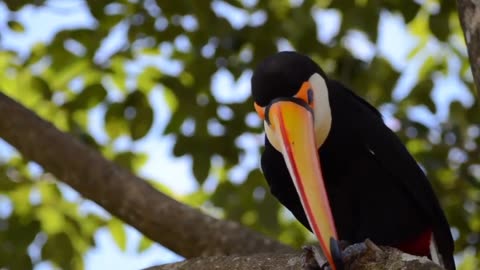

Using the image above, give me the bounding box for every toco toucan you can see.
[251,51,455,270]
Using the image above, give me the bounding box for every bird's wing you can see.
[363,119,454,268]
[332,80,446,222]
[337,82,455,268]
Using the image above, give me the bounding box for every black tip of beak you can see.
[330,238,344,270]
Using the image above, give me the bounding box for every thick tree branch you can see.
[0,92,293,258]
[144,253,304,270]
[457,0,480,95]
[145,242,445,270]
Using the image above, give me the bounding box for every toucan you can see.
[251,51,455,270]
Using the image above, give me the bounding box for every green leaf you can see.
[110,57,127,92]
[105,102,128,139]
[31,77,52,99]
[429,10,450,42]
[146,180,176,197]
[408,12,429,37]
[5,215,41,247]
[7,20,25,32]
[163,88,179,112]
[458,252,479,270]
[410,79,435,112]
[406,139,429,155]
[65,83,107,110]
[138,66,162,93]
[125,91,154,140]
[10,185,32,216]
[137,236,153,252]
[52,60,90,90]
[418,56,435,81]
[435,168,456,188]
[38,182,62,204]
[181,190,209,205]
[108,218,127,251]
[0,215,38,269]
[36,206,66,234]
[399,1,420,23]
[41,232,75,269]
[113,151,148,171]
[0,168,17,192]
[192,153,210,184]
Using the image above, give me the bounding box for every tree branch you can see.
[145,242,445,270]
[457,0,480,95]
[144,253,303,270]
[0,92,293,258]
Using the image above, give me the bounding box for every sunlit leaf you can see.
[418,56,435,80]
[9,185,32,216]
[409,12,429,37]
[52,60,90,90]
[138,236,153,252]
[37,206,66,234]
[108,218,127,251]
[458,252,479,270]
[110,56,128,92]
[113,151,148,171]
[181,189,209,205]
[138,66,162,93]
[105,102,128,139]
[7,20,24,32]
[163,88,179,112]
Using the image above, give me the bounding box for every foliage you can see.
[0,0,478,269]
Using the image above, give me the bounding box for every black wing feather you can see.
[335,81,455,269]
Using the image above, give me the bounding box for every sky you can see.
[0,1,474,269]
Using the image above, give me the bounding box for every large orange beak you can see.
[266,99,342,270]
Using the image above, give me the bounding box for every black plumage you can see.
[252,51,455,269]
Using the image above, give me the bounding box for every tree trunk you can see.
[457,0,480,95]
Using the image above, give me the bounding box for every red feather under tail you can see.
[393,228,432,257]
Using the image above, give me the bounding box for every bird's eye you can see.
[296,81,314,107]
[307,89,313,104]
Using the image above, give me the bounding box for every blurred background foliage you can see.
[0,0,479,269]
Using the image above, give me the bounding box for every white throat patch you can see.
[309,73,332,149]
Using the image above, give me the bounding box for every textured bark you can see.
[0,92,293,258]
[144,253,304,270]
[457,0,480,95]
[146,242,446,270]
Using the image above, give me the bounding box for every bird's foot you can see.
[301,241,350,270]
[341,239,383,268]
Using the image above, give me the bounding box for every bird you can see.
[250,51,455,270]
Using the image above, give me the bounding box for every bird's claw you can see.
[302,240,351,270]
